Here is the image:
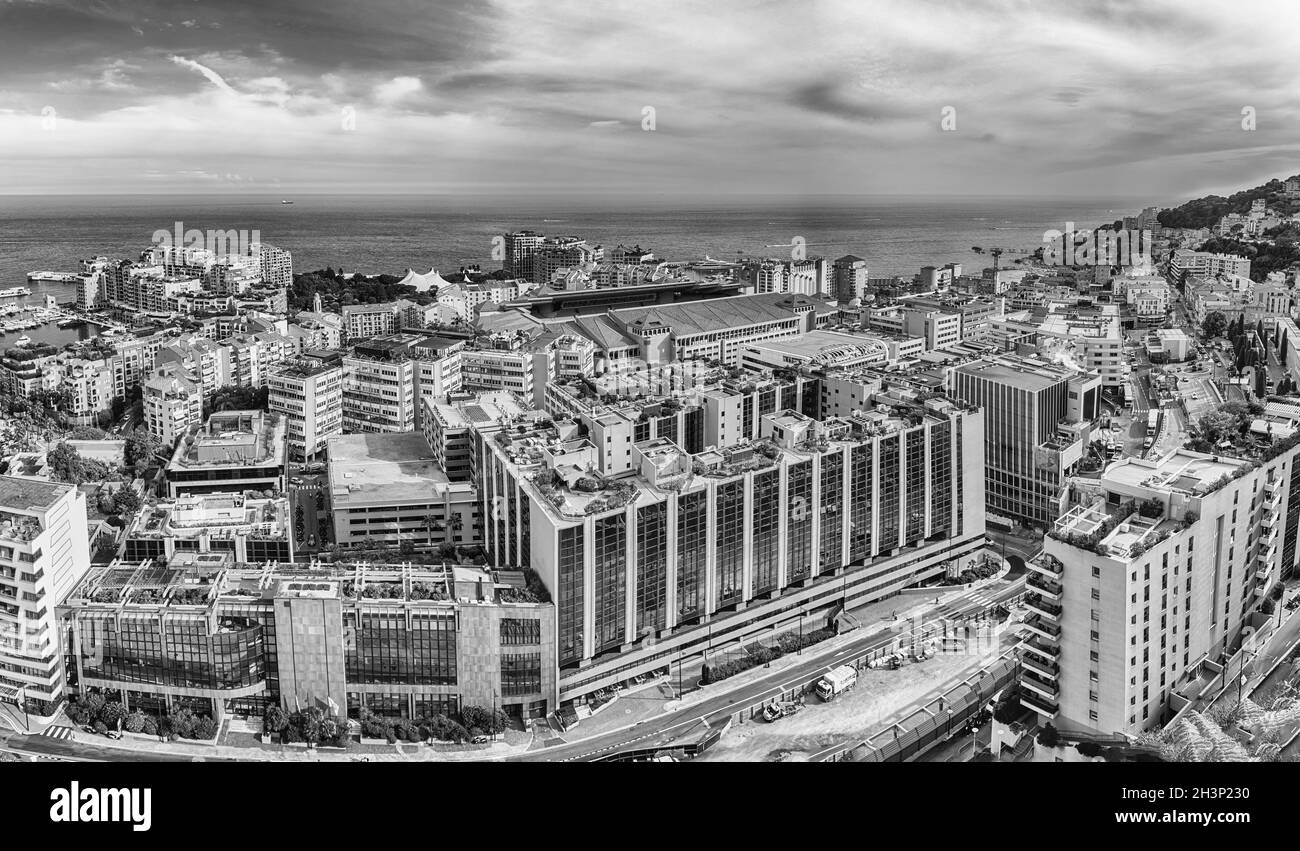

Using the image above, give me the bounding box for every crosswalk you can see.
[935,585,1011,621]
[42,725,74,740]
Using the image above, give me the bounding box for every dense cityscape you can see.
[1,173,1299,769]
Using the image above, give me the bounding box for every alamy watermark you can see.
[50,782,152,832]
[1041,222,1152,267]
[151,221,261,259]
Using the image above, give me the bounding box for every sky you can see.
[1,0,1299,199]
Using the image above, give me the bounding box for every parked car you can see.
[471,734,490,745]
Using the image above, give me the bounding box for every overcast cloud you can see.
[1,0,1298,197]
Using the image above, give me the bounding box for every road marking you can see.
[42,725,74,740]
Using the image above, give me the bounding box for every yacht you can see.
[0,286,32,298]
[14,334,32,346]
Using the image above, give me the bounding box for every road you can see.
[0,730,240,762]
[511,576,1027,762]
[2,577,1027,764]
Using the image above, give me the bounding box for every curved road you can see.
[0,577,1027,764]
[512,576,1027,762]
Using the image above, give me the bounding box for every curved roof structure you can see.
[396,267,456,292]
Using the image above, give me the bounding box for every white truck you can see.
[814,665,858,701]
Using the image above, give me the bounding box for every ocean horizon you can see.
[0,193,1154,292]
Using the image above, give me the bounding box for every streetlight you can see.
[1236,649,1257,705]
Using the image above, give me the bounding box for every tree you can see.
[460,705,509,734]
[99,701,128,729]
[114,486,142,517]
[263,706,291,736]
[124,428,162,469]
[1201,311,1227,340]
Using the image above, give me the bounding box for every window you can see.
[500,618,541,646]
[500,653,542,697]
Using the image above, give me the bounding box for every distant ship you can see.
[281,200,295,205]
[28,271,78,282]
[0,286,33,297]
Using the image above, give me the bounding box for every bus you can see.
[1146,409,1161,438]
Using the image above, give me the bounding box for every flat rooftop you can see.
[328,432,464,507]
[0,475,70,513]
[745,329,890,365]
[955,355,1080,391]
[1104,449,1248,495]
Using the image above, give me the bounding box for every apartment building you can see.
[250,242,293,289]
[143,364,203,449]
[268,352,344,460]
[1029,444,1299,736]
[59,358,114,427]
[0,476,91,716]
[1169,249,1252,282]
[504,230,544,280]
[341,300,412,343]
[756,258,829,296]
[461,343,555,409]
[830,255,868,304]
[342,340,418,434]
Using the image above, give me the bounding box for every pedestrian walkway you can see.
[42,725,74,740]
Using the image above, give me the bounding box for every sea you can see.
[0,193,1150,339]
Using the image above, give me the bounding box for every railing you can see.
[821,653,1021,762]
[1023,615,1061,639]
[1020,690,1058,716]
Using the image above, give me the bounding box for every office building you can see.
[952,354,1101,529]
[326,432,478,550]
[164,410,288,498]
[122,493,294,564]
[58,553,556,723]
[476,391,986,705]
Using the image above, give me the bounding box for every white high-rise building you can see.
[0,477,91,718]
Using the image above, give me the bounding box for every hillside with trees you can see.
[1157,175,1300,230]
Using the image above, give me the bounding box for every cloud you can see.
[373,76,423,104]
[169,55,239,97]
[0,0,1296,197]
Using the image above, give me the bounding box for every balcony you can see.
[1025,594,1063,622]
[1021,638,1060,661]
[1257,543,1276,566]
[1020,690,1059,718]
[1026,572,1063,601]
[1262,511,1279,531]
[1021,671,1060,700]
[1023,615,1062,641]
[1027,555,1065,579]
[1021,653,1059,680]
